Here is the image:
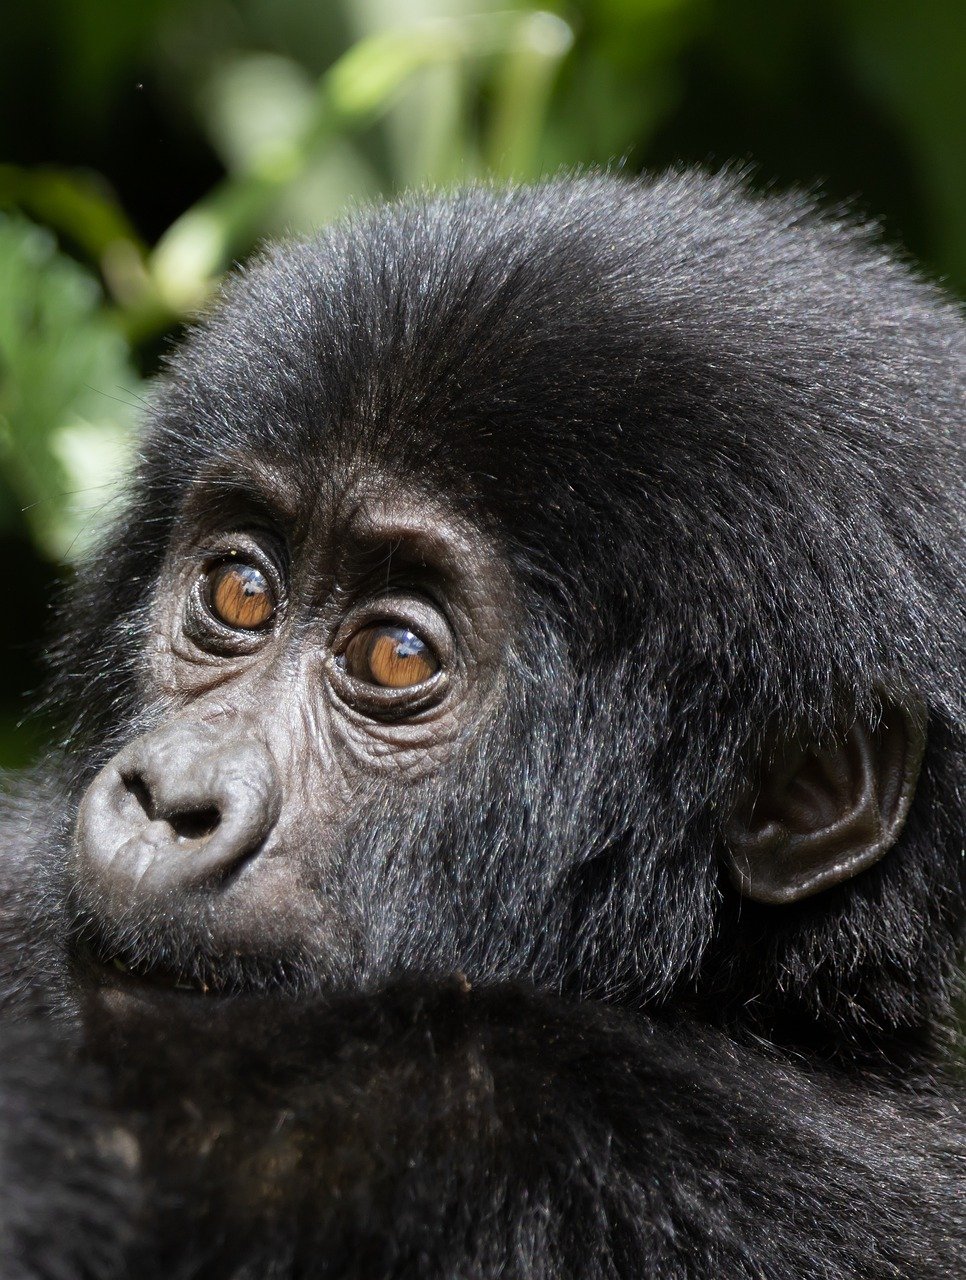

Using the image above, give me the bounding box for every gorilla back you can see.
[0,170,962,1277]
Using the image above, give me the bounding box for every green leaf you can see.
[0,214,138,561]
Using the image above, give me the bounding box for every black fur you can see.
[62,988,966,1279]
[0,1022,136,1280]
[0,170,962,1276]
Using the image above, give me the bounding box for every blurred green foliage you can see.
[0,0,963,762]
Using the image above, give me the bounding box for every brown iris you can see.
[206,562,276,630]
[344,625,438,689]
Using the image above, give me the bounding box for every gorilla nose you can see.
[75,722,281,899]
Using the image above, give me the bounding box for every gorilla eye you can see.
[343,626,439,689]
[205,562,277,631]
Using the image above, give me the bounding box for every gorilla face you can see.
[74,479,517,992]
[54,172,962,1063]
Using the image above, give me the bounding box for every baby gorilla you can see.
[0,170,963,1277]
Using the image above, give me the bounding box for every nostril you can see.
[123,773,155,820]
[168,807,221,841]
[121,774,221,842]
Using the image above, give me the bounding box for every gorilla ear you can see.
[725,699,926,905]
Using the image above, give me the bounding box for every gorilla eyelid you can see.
[327,595,454,717]
[182,534,287,652]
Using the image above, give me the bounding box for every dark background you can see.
[0,0,964,766]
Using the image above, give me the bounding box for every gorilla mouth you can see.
[72,919,326,1000]
[70,918,245,997]
[104,953,216,995]
[78,939,224,997]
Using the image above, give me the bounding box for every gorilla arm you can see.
[2,982,958,1280]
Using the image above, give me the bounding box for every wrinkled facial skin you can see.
[71,467,516,998]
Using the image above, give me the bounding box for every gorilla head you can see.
[35,171,961,1062]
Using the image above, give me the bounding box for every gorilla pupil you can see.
[208,563,275,630]
[349,626,437,688]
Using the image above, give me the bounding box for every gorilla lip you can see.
[74,934,230,999]
[107,956,211,995]
[96,954,211,997]
[72,917,329,1000]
